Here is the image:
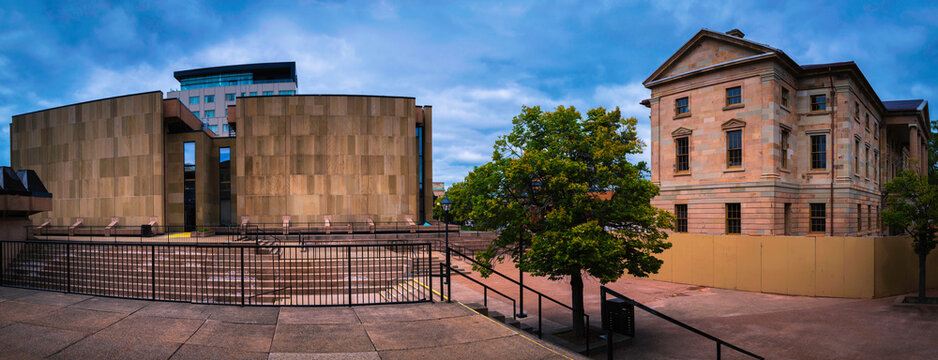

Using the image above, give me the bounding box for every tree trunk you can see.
[919,251,927,302]
[571,272,585,337]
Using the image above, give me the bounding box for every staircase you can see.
[0,241,431,305]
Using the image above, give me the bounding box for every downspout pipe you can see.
[828,67,836,236]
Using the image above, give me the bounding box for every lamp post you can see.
[441,196,453,303]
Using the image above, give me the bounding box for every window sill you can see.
[779,168,790,174]
[724,167,745,173]
[674,172,692,177]
[723,104,744,111]
[674,113,691,120]
[779,105,791,113]
[808,169,828,174]
[807,110,831,116]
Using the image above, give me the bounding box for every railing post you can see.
[538,295,543,339]
[347,246,353,305]
[241,246,245,306]
[603,287,613,360]
[445,222,451,303]
[66,243,71,293]
[717,342,722,360]
[150,245,156,300]
[586,314,591,357]
[517,267,527,318]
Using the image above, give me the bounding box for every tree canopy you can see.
[454,105,673,335]
[882,168,938,301]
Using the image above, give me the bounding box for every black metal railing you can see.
[0,239,432,306]
[442,246,591,356]
[28,225,262,244]
[600,286,763,360]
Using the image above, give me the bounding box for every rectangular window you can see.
[781,88,790,108]
[855,102,860,119]
[727,130,742,168]
[857,204,862,232]
[241,92,246,97]
[675,97,689,116]
[204,95,214,103]
[189,96,199,105]
[855,139,860,174]
[675,204,688,233]
[865,146,870,178]
[811,94,827,111]
[250,92,257,96]
[726,203,741,234]
[780,129,789,169]
[811,135,827,170]
[810,203,826,233]
[222,124,229,132]
[874,153,879,181]
[204,110,215,118]
[279,90,295,95]
[208,125,218,133]
[193,111,200,119]
[263,91,274,96]
[726,86,741,106]
[868,205,872,233]
[675,137,689,172]
[865,113,870,130]
[183,142,196,231]
[225,93,235,101]
[784,203,792,235]
[219,147,231,225]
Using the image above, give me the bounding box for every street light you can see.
[440,196,453,302]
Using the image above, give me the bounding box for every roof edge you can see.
[12,90,164,119]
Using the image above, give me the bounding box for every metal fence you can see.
[0,240,432,306]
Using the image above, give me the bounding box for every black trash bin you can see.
[141,224,152,237]
[602,297,635,337]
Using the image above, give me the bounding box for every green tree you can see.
[928,119,938,184]
[882,169,938,302]
[465,105,672,336]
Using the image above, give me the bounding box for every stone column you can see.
[909,125,921,174]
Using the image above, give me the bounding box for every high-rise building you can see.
[166,62,298,137]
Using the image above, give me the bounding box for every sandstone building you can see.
[11,64,433,229]
[644,29,930,236]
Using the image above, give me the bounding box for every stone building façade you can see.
[644,29,930,236]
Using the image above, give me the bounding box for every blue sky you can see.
[2,1,936,186]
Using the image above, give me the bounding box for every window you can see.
[279,90,295,95]
[781,88,790,108]
[874,153,879,181]
[204,95,214,103]
[675,204,688,233]
[263,91,274,96]
[727,130,742,168]
[204,110,215,118]
[811,135,826,170]
[726,203,741,234]
[225,93,235,102]
[222,124,229,132]
[193,111,200,119]
[868,205,872,233]
[784,203,792,235]
[225,109,228,116]
[189,96,199,105]
[241,92,246,97]
[865,113,870,130]
[183,142,196,231]
[250,92,257,96]
[857,204,862,232]
[865,146,870,178]
[675,137,689,172]
[811,94,827,111]
[855,102,860,119]
[780,129,790,169]
[810,203,826,233]
[855,139,860,175]
[208,125,218,133]
[219,147,231,225]
[726,86,741,106]
[675,97,689,116]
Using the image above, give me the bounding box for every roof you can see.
[883,99,926,112]
[801,61,856,70]
[173,62,296,82]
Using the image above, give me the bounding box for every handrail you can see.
[442,262,517,317]
[600,286,763,360]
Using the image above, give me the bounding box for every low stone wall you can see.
[648,234,938,298]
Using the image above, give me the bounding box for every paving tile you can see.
[70,296,149,314]
[271,323,374,354]
[93,314,204,344]
[16,291,91,307]
[170,344,267,360]
[364,315,516,351]
[0,300,62,323]
[354,302,472,323]
[134,300,214,320]
[185,320,275,352]
[0,322,86,358]
[0,286,41,300]
[23,306,126,333]
[51,337,181,360]
[278,306,359,324]
[208,305,279,324]
[268,352,380,360]
[378,334,564,360]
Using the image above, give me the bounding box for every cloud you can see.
[592,82,651,165]
[72,63,176,102]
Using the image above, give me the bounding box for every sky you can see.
[1,0,937,186]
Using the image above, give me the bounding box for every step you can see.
[488,311,506,323]
[464,302,488,316]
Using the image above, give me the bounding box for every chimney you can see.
[726,29,745,38]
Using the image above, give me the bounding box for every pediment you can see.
[721,119,746,129]
[671,127,693,137]
[644,29,776,86]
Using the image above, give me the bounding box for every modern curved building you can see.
[11,63,433,229]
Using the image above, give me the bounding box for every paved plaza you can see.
[0,286,580,359]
